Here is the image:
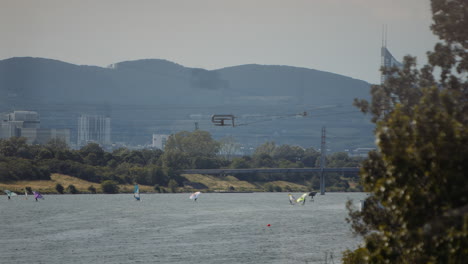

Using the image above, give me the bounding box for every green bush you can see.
[168,179,178,193]
[101,180,119,194]
[274,185,283,192]
[88,185,97,194]
[55,183,64,194]
[154,184,161,193]
[67,184,78,194]
[264,183,274,192]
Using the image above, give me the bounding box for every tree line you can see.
[0,130,363,192]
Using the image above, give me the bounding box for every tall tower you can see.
[77,115,111,147]
[380,25,403,84]
[320,126,327,195]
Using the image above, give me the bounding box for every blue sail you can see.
[134,184,141,201]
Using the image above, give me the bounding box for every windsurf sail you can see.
[189,191,201,201]
[24,189,28,200]
[4,190,17,197]
[288,193,297,205]
[134,184,141,201]
[296,193,308,205]
[33,191,43,200]
[308,191,317,202]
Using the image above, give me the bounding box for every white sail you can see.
[4,190,17,197]
[288,193,297,205]
[190,191,201,200]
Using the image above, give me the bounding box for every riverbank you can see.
[0,174,154,194]
[1,173,312,194]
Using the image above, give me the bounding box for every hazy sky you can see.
[1,0,438,84]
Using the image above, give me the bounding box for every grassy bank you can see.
[181,174,310,192]
[1,173,313,194]
[0,173,154,194]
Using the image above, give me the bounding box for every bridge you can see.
[180,167,360,195]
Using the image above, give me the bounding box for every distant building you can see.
[21,128,71,145]
[381,28,403,84]
[77,115,111,147]
[0,110,70,145]
[152,134,169,150]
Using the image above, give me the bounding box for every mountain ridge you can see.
[0,56,374,151]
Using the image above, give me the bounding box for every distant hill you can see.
[0,57,374,151]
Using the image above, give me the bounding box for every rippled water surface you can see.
[1,192,365,263]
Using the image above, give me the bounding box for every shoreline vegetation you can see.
[0,134,363,196]
[0,173,357,195]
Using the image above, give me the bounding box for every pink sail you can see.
[33,191,43,199]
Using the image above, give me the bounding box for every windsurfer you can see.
[308,191,317,202]
[190,191,201,201]
[288,193,296,205]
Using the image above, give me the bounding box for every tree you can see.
[164,130,220,157]
[55,183,64,194]
[218,136,240,161]
[37,149,54,160]
[168,179,178,193]
[88,185,97,194]
[79,143,106,166]
[67,184,78,194]
[253,141,276,157]
[302,147,320,167]
[272,144,305,163]
[160,150,190,170]
[0,137,32,158]
[45,138,69,152]
[146,165,168,186]
[253,153,275,168]
[344,1,468,263]
[101,180,119,194]
[230,156,251,169]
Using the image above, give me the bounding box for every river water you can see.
[1,192,365,264]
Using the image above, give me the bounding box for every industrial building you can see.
[0,110,70,145]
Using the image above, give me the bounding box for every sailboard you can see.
[33,191,44,200]
[24,189,28,200]
[288,193,297,205]
[189,191,201,201]
[296,193,308,205]
[4,190,17,198]
[308,191,317,202]
[134,184,141,201]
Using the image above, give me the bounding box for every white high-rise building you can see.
[380,26,403,84]
[77,115,111,147]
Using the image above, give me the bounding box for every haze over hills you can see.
[0,57,375,152]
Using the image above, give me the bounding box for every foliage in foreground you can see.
[344,0,468,262]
